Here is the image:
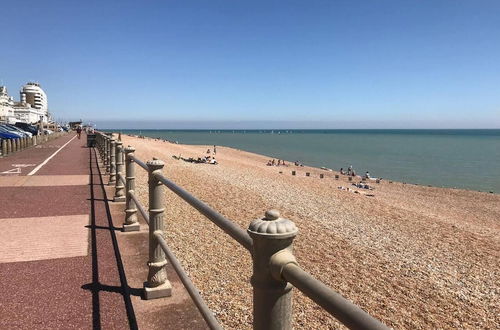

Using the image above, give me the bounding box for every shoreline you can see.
[120,133,500,329]
[127,133,498,195]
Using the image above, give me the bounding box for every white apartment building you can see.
[21,82,48,111]
[0,82,49,124]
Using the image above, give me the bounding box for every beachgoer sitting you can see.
[266,160,272,166]
[210,157,217,165]
[271,159,276,166]
[340,167,345,175]
[365,171,371,179]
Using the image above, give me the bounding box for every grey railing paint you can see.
[129,154,148,171]
[117,172,126,187]
[128,191,149,224]
[95,131,389,330]
[154,232,223,330]
[281,263,388,330]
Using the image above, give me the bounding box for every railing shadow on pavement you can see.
[81,146,139,330]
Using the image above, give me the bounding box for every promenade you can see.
[0,133,206,329]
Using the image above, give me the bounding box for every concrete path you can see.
[0,133,208,329]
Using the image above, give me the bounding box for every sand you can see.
[120,134,500,329]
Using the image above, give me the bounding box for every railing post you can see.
[248,210,298,330]
[1,139,7,156]
[144,159,172,299]
[33,135,37,146]
[114,141,126,202]
[98,134,104,163]
[7,139,12,154]
[105,135,110,173]
[108,138,116,185]
[123,146,139,231]
[107,135,112,173]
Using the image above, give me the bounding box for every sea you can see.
[112,129,500,193]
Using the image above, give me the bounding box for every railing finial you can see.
[248,210,298,330]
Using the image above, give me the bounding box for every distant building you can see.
[21,82,48,112]
[0,86,16,122]
[0,82,50,124]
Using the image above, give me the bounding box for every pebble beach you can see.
[121,134,500,329]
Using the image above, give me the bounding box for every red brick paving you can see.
[0,185,89,218]
[0,133,209,329]
[0,134,132,329]
[37,135,89,176]
[0,215,89,263]
[0,134,75,174]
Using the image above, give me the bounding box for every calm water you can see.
[111,129,500,193]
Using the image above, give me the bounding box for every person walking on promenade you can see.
[76,125,82,139]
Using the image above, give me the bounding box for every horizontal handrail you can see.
[129,154,148,171]
[155,173,253,251]
[281,263,388,330]
[95,132,389,329]
[129,191,149,224]
[154,232,223,330]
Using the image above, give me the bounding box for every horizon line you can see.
[99,127,500,130]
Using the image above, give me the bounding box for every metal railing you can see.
[94,131,389,330]
[1,131,65,157]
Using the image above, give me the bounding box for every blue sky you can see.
[1,0,499,128]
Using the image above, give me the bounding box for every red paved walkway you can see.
[0,133,209,330]
[0,133,135,329]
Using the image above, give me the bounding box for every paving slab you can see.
[0,185,89,218]
[0,214,89,263]
[0,175,89,187]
